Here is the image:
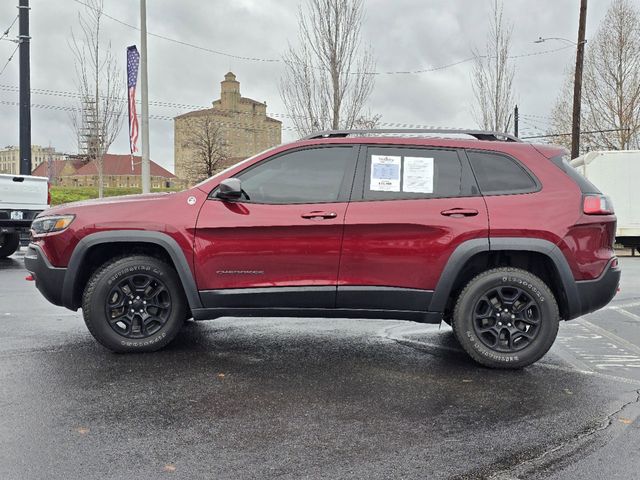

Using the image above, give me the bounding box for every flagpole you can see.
[140,0,150,193]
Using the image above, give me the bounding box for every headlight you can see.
[31,215,75,235]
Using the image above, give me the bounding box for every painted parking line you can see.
[556,321,640,379]
[610,306,640,322]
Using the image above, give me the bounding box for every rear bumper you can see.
[23,243,67,307]
[572,258,621,318]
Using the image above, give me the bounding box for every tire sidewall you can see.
[454,270,558,368]
[84,257,185,352]
[0,232,20,257]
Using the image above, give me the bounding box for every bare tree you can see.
[182,116,228,184]
[280,0,376,136]
[471,0,515,133]
[583,0,640,150]
[547,71,577,151]
[70,0,124,198]
[548,0,640,153]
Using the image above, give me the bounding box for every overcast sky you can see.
[0,0,616,172]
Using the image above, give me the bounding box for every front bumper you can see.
[573,258,621,318]
[23,243,67,307]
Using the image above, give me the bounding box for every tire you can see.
[451,267,559,369]
[82,255,187,353]
[0,233,20,258]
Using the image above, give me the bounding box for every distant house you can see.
[32,154,179,189]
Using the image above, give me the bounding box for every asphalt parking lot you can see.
[1,251,639,480]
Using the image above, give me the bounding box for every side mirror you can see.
[216,178,243,200]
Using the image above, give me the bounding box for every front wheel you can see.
[82,255,187,352]
[452,267,559,369]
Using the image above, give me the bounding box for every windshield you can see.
[192,145,283,191]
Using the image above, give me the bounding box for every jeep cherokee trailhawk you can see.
[24,129,620,368]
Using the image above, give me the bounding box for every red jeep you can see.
[24,129,620,368]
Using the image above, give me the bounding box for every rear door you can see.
[337,145,489,311]
[194,145,358,309]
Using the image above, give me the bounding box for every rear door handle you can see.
[440,208,479,217]
[301,211,338,219]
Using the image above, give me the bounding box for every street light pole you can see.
[572,0,588,159]
[140,0,150,193]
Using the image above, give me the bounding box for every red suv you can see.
[24,129,620,368]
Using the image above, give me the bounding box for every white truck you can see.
[570,150,640,252]
[0,173,49,258]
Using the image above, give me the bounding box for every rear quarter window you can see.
[467,151,538,195]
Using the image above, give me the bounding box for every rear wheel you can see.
[82,255,187,352]
[0,233,20,258]
[452,267,559,369]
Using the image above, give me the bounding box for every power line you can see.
[0,99,301,132]
[521,128,630,140]
[0,14,19,42]
[0,98,507,137]
[70,0,280,63]
[0,44,19,76]
[521,113,554,122]
[70,0,575,75]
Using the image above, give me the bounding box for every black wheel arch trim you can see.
[429,237,582,319]
[62,230,202,311]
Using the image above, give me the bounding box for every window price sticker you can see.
[370,155,401,192]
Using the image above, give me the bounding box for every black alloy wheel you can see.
[105,273,172,339]
[452,267,559,369]
[472,286,540,353]
[82,255,187,352]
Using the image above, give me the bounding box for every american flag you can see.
[127,46,140,170]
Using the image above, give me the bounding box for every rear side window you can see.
[363,147,462,200]
[550,155,600,194]
[468,151,538,195]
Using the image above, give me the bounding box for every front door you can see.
[194,145,358,309]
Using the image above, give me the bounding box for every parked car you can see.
[24,129,620,368]
[0,173,49,258]
[570,150,640,253]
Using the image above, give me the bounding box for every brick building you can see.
[32,154,178,189]
[174,72,282,182]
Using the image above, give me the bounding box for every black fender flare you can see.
[428,237,580,318]
[61,230,202,311]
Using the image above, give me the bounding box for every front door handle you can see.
[301,211,338,220]
[440,208,479,217]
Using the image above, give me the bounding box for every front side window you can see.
[363,147,462,200]
[235,147,355,204]
[468,151,538,195]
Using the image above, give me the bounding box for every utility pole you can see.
[514,104,519,137]
[571,0,587,159]
[140,0,150,193]
[18,0,31,175]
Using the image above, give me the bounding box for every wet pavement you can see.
[1,251,639,479]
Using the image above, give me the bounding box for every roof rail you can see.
[301,128,521,143]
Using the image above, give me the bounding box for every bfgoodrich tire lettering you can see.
[452,267,559,369]
[82,255,187,353]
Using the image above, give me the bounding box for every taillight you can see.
[583,194,614,215]
[47,182,51,206]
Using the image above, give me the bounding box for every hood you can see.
[43,192,175,215]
